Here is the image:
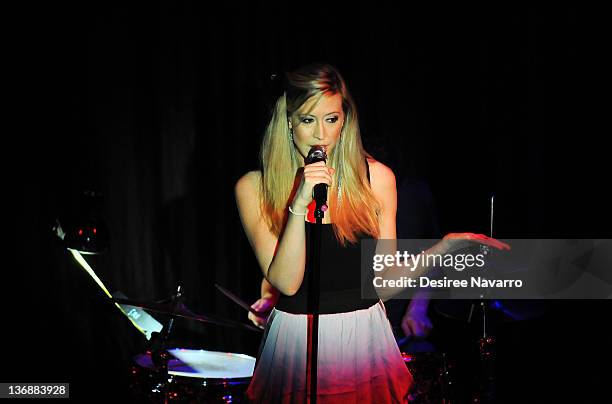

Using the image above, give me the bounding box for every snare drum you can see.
[131,348,256,403]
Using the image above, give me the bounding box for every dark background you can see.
[7,2,610,403]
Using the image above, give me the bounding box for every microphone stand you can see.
[307,186,326,404]
[303,146,328,404]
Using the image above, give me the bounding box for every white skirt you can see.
[246,300,413,403]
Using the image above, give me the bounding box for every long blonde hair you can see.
[259,63,380,245]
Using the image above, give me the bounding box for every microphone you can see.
[305,146,328,217]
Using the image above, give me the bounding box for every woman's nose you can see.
[314,122,327,140]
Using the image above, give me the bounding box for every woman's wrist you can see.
[262,291,279,300]
[289,202,309,215]
[261,291,279,305]
[288,206,307,215]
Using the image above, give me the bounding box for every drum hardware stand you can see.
[148,284,184,404]
[468,294,496,404]
[468,195,497,404]
[439,352,454,404]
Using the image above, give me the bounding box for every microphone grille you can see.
[306,145,327,164]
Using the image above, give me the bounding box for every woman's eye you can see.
[301,117,314,124]
[327,116,339,123]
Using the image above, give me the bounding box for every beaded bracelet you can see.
[288,205,307,216]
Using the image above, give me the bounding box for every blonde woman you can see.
[235,63,508,403]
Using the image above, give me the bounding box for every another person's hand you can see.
[401,305,432,339]
[247,296,276,329]
[442,232,511,252]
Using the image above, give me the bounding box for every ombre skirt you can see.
[246,300,413,403]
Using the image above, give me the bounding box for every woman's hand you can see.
[247,296,276,329]
[291,161,335,210]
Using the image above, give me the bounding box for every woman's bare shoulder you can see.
[366,157,396,188]
[235,170,262,198]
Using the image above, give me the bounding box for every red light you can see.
[78,229,83,236]
[93,228,97,234]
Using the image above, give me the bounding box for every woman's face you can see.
[289,92,345,163]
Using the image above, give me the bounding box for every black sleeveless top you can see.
[275,159,380,314]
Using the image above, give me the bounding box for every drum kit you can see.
[115,284,265,403]
[130,349,255,403]
[397,297,547,404]
[394,196,546,403]
[113,287,545,404]
[61,188,552,402]
[52,211,262,402]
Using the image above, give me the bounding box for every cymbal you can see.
[112,298,262,332]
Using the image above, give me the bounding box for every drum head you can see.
[134,348,256,379]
